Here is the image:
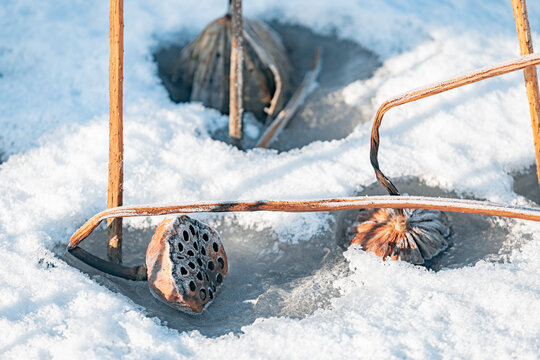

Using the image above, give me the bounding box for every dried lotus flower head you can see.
[146,215,227,313]
[169,13,293,120]
[349,208,450,265]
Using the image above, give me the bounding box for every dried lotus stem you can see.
[370,53,540,199]
[107,0,124,264]
[69,246,147,281]
[256,48,322,148]
[68,195,540,249]
[512,0,540,186]
[229,0,243,147]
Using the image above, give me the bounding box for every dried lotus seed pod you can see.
[146,215,227,313]
[349,208,450,265]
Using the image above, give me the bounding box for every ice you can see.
[1,0,540,358]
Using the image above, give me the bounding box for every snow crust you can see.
[1,0,540,358]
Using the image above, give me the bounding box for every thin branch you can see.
[69,195,540,249]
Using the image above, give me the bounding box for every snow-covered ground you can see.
[1,0,540,358]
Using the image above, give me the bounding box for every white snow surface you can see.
[1,0,540,358]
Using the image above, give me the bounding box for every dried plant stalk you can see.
[512,0,540,186]
[68,195,540,249]
[256,48,322,148]
[370,53,540,198]
[107,0,124,264]
[229,0,243,145]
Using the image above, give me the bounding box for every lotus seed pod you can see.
[350,208,450,265]
[146,215,227,313]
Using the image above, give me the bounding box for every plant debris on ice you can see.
[0,0,539,358]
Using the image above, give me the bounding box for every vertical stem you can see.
[229,0,243,147]
[512,0,540,186]
[107,0,123,263]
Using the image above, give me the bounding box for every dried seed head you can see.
[146,215,228,313]
[349,208,450,265]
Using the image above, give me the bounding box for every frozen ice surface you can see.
[1,0,540,358]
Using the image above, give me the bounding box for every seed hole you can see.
[189,225,195,235]
[196,272,203,281]
[187,250,194,257]
[193,242,198,251]
[212,242,219,252]
[217,257,224,269]
[177,242,183,252]
[212,284,216,292]
[203,233,209,242]
[180,267,188,275]
[188,262,195,269]
[183,230,189,242]
[216,274,222,284]
[189,281,196,292]
[209,289,213,299]
[199,289,207,300]
[204,273,209,281]
[201,247,206,256]
[208,261,215,271]
[197,258,203,267]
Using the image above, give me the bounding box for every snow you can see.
[1,0,540,358]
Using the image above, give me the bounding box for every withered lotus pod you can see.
[146,215,228,313]
[350,208,450,265]
[169,14,293,120]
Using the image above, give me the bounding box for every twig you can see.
[370,53,540,203]
[107,0,124,264]
[256,48,322,148]
[68,195,540,249]
[512,0,540,186]
[229,0,243,147]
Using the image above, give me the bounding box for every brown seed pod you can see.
[169,15,293,120]
[146,215,228,313]
[349,208,450,265]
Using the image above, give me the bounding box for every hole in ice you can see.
[335,177,519,271]
[154,22,381,151]
[60,214,347,337]
[512,164,540,205]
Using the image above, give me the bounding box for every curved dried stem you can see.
[69,246,147,281]
[370,53,540,202]
[69,195,540,249]
[256,48,322,148]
